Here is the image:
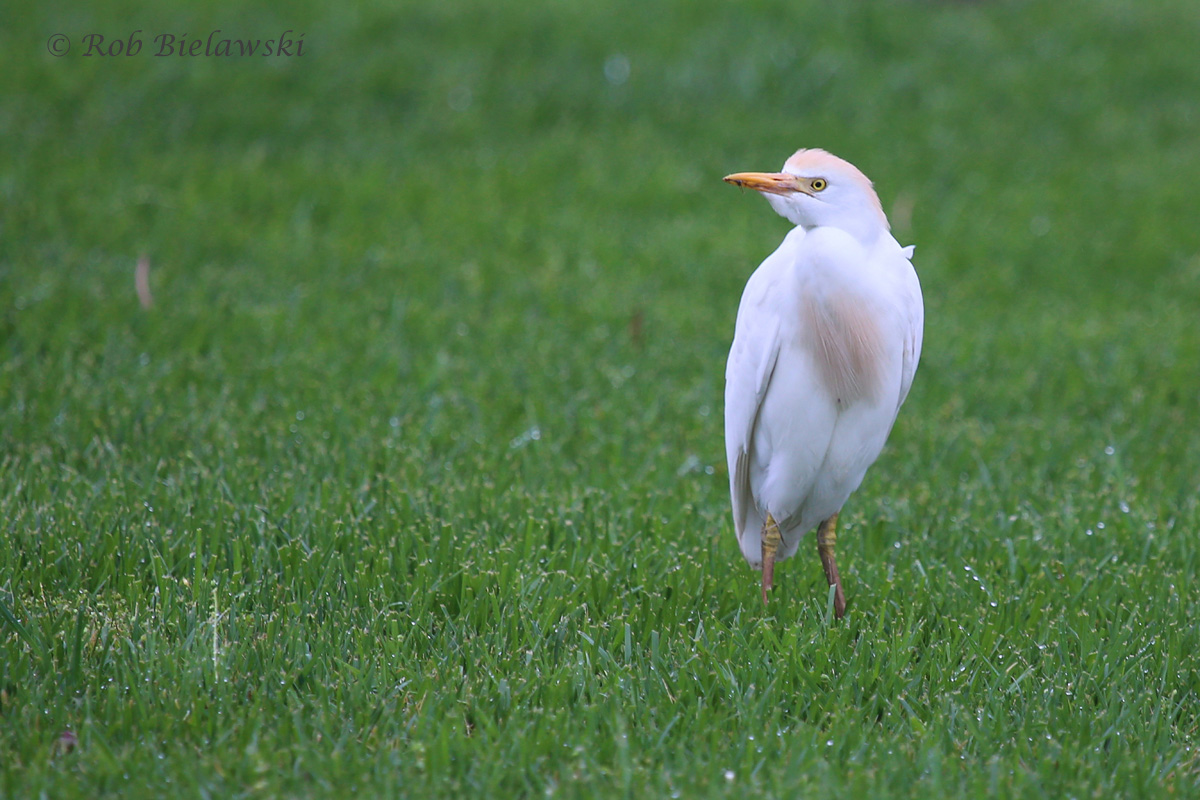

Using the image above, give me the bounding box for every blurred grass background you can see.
[2,0,1200,796]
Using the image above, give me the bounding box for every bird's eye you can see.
[811,178,828,192]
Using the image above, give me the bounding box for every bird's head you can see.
[725,148,889,243]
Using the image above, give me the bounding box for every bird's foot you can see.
[761,513,783,605]
[816,513,847,619]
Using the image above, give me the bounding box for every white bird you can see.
[723,149,923,618]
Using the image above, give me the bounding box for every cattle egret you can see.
[723,149,923,618]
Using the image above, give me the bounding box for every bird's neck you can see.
[801,221,887,250]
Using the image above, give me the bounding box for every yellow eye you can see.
[811,178,828,192]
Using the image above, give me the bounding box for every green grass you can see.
[3,0,1200,796]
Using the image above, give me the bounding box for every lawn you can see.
[3,0,1200,796]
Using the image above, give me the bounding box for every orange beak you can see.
[723,171,811,196]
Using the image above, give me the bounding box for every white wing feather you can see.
[723,228,805,547]
[724,309,780,544]
[896,246,923,411]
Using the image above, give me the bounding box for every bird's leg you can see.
[761,513,783,605]
[816,513,847,619]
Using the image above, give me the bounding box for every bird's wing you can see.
[896,250,924,410]
[724,288,782,544]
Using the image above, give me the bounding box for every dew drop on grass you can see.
[510,426,542,449]
[447,85,472,112]
[604,54,631,86]
[1104,446,1115,456]
[723,770,735,782]
[1119,501,1130,513]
